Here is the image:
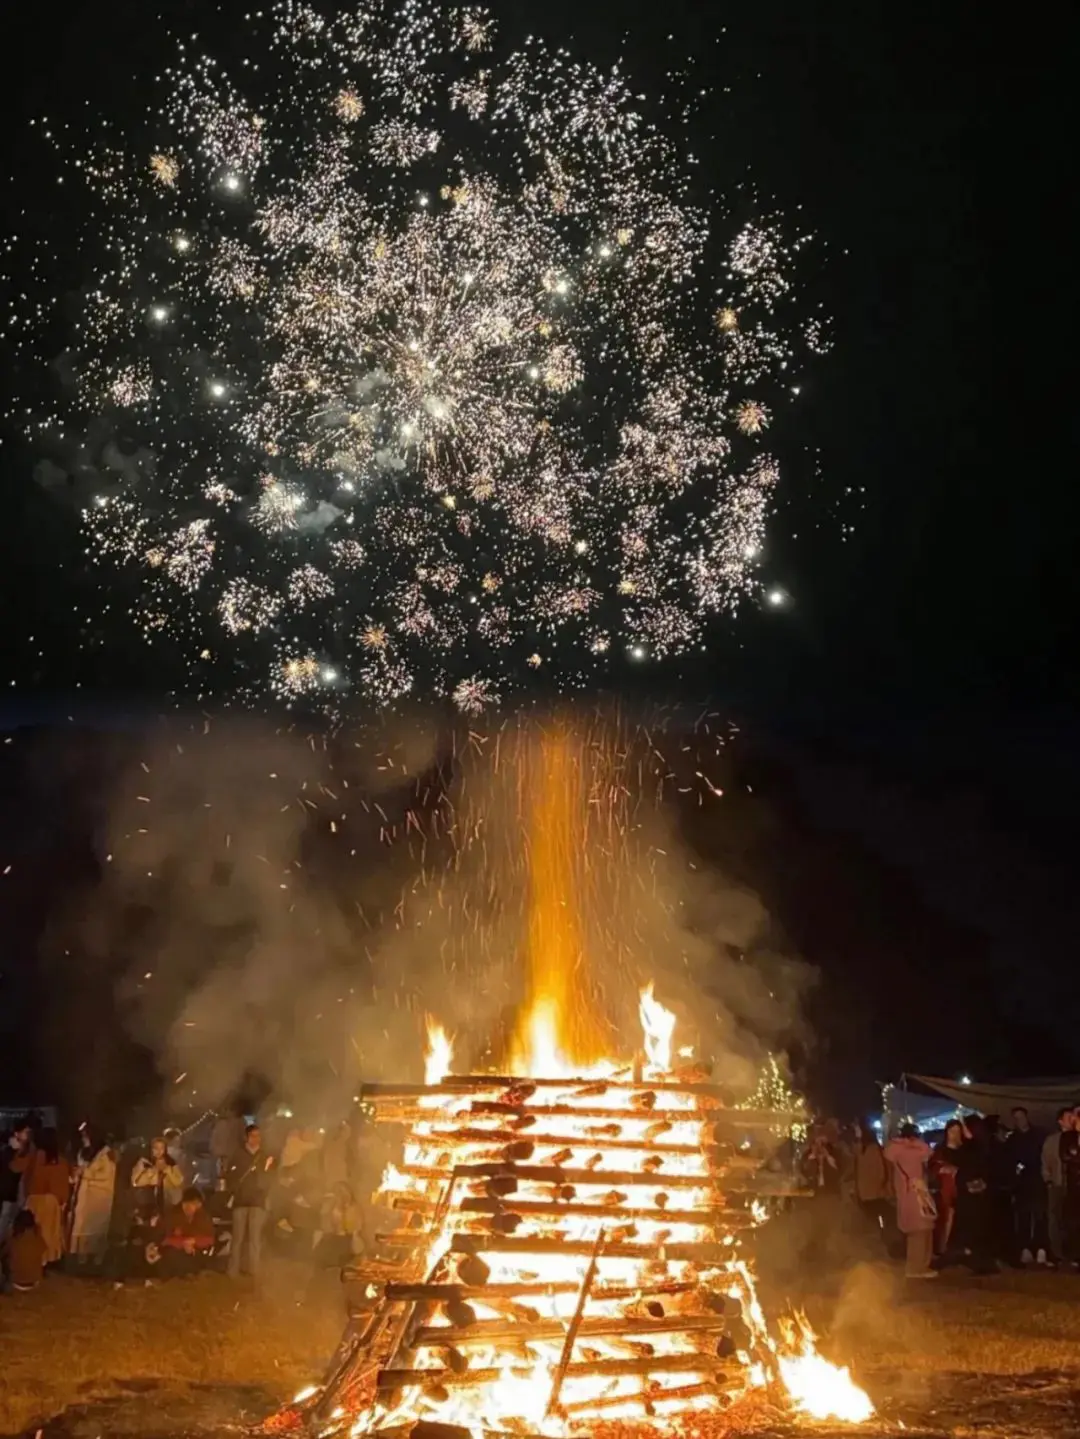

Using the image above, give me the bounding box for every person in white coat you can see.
[69,1129,118,1262]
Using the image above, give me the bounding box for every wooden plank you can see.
[369,1101,791,1128]
[414,1314,731,1347]
[447,1234,738,1259]
[389,1195,735,1225]
[403,1162,720,1189]
[376,1354,738,1390]
[561,1379,722,1415]
[383,1278,701,1303]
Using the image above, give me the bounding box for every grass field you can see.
[1,1260,1078,1436]
[0,1262,343,1436]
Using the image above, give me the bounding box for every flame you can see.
[508,724,609,1073]
[776,1317,875,1424]
[639,981,676,1073]
[423,1016,453,1086]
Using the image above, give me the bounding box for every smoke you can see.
[295,499,344,533]
[39,706,814,1127]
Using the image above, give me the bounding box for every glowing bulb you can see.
[462,271,475,284]
[574,539,588,554]
[528,365,540,379]
[322,667,338,683]
[960,1074,972,1086]
[222,173,242,192]
[767,588,785,606]
[150,305,169,323]
[554,278,569,295]
[744,544,759,559]
[209,381,227,399]
[630,645,646,660]
[599,244,612,258]
[418,194,430,208]
[173,234,191,253]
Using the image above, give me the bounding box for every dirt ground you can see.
[1,1260,1078,1438]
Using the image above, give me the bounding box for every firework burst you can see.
[12,0,826,710]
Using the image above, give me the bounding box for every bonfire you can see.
[272,988,873,1438]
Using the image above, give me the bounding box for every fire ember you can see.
[276,990,873,1437]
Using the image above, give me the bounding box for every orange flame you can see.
[423,1016,453,1086]
[508,724,608,1073]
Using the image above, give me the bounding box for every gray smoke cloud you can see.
[42,708,813,1126]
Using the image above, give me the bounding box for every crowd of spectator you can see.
[799,1104,1080,1280]
[1,1110,380,1294]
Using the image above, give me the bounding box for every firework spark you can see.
[12,0,824,709]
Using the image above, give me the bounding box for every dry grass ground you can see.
[0,1263,343,1436]
[1,1260,1078,1437]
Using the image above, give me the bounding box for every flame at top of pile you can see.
[14,0,827,707]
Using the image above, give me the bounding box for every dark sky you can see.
[0,1,1076,1107]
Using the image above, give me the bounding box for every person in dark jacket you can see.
[1004,1107,1048,1265]
[144,1189,217,1277]
[951,1117,997,1274]
[225,1125,275,1278]
[1,1119,33,1246]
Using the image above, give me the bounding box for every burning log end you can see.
[503,1140,535,1161]
[444,1300,478,1328]
[504,1082,536,1103]
[573,1082,608,1097]
[549,1148,574,1165]
[488,1211,524,1234]
[601,1190,628,1206]
[716,1333,738,1359]
[455,1255,490,1287]
[702,1291,741,1317]
[485,1176,518,1198]
[552,1184,576,1201]
[510,1114,537,1130]
[641,1155,664,1173]
[645,1300,665,1318]
[631,1091,658,1111]
[655,1192,669,1210]
[628,1341,656,1357]
[608,1223,638,1242]
[584,1154,603,1170]
[437,1346,470,1376]
[408,1423,471,1439]
[419,1386,450,1406]
[588,1123,622,1137]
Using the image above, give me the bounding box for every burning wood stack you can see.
[280,990,873,1437]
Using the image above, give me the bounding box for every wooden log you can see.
[383,1278,701,1303]
[392,1131,776,1174]
[370,1101,792,1128]
[360,1077,739,1100]
[376,1354,739,1390]
[546,1228,604,1417]
[414,1314,731,1347]
[447,1234,741,1258]
[403,1162,719,1189]
[560,1380,723,1415]
[456,1197,738,1225]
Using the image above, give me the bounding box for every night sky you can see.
[0,1,1076,1113]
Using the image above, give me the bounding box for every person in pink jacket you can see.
[884,1124,938,1279]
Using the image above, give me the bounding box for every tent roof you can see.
[906,1075,1080,1126]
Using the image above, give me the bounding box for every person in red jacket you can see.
[145,1189,216,1277]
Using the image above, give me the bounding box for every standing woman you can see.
[69,1128,118,1264]
[854,1120,892,1235]
[884,1123,938,1280]
[930,1119,964,1258]
[14,1128,72,1265]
